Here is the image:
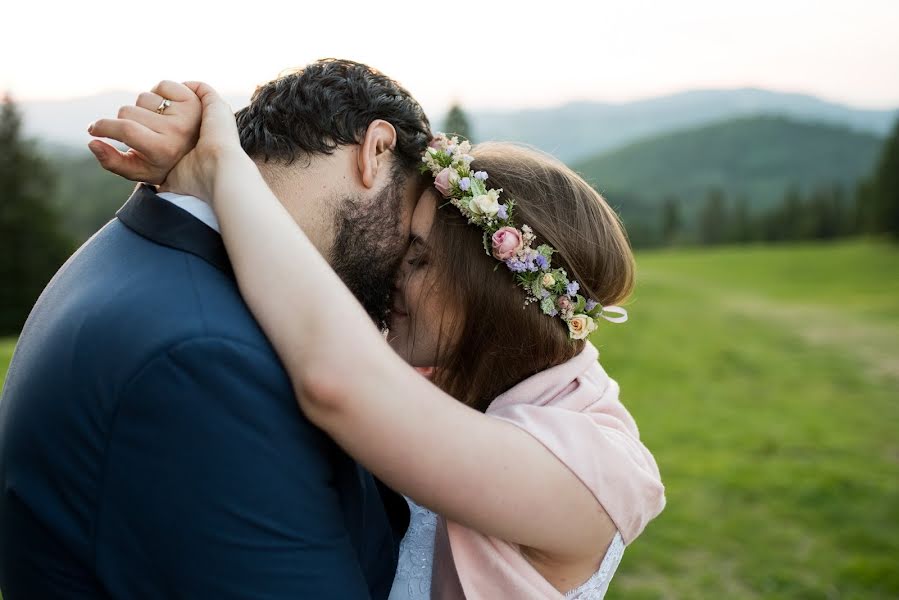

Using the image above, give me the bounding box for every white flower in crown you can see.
[469,189,502,217]
[567,314,598,340]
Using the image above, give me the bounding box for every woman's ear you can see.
[414,366,436,380]
[358,119,398,189]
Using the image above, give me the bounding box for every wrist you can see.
[209,144,251,172]
[205,146,251,189]
[206,148,258,204]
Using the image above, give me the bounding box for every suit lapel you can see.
[116,184,234,279]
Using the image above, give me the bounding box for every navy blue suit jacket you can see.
[0,185,408,599]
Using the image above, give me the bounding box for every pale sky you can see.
[3,0,899,112]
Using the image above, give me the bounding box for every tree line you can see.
[659,182,858,246]
[634,117,899,249]
[0,95,74,335]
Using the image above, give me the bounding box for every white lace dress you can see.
[388,498,625,600]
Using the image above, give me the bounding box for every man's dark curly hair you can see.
[235,58,432,171]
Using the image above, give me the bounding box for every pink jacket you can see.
[431,342,665,598]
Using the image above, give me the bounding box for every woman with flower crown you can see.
[92,82,665,599]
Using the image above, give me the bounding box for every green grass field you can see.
[596,239,899,598]
[0,239,897,598]
[0,339,14,386]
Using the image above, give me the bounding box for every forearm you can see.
[205,153,613,561]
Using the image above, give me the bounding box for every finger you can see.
[135,91,165,113]
[182,81,224,109]
[87,140,156,182]
[151,80,197,103]
[116,104,168,133]
[89,118,160,155]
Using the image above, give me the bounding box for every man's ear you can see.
[358,119,398,189]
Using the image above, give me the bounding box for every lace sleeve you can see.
[564,531,625,599]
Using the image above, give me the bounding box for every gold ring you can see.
[156,98,172,114]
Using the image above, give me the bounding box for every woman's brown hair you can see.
[419,142,635,412]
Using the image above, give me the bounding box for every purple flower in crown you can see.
[496,204,508,220]
[535,254,549,270]
[585,299,599,311]
[459,177,471,191]
[474,171,488,180]
[506,258,528,273]
[525,253,541,272]
[567,281,580,296]
[541,289,551,299]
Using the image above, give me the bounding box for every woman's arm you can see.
[92,83,616,565]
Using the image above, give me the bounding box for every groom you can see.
[0,59,431,598]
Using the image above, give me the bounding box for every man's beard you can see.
[330,172,407,330]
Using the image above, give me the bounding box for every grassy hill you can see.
[468,88,895,163]
[1,240,897,597]
[573,116,884,212]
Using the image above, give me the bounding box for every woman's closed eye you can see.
[406,238,429,267]
[407,254,428,267]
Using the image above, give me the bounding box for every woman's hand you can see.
[89,80,246,201]
[161,82,246,202]
[88,81,202,185]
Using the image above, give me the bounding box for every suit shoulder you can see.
[22,220,280,386]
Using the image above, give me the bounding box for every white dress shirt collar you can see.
[156,192,221,233]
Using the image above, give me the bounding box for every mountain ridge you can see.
[572,115,883,213]
[18,87,896,163]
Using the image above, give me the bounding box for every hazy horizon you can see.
[4,0,899,113]
[10,84,898,117]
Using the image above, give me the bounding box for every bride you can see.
[91,81,665,599]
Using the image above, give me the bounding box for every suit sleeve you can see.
[94,336,373,599]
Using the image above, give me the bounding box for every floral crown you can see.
[421,133,628,340]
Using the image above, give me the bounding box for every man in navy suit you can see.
[0,59,430,599]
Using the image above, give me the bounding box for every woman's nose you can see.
[393,265,408,293]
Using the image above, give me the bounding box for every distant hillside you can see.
[39,115,888,248]
[21,88,897,164]
[49,152,137,242]
[572,116,884,212]
[468,88,895,162]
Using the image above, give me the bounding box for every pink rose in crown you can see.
[429,133,448,149]
[491,226,524,260]
[434,168,453,197]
